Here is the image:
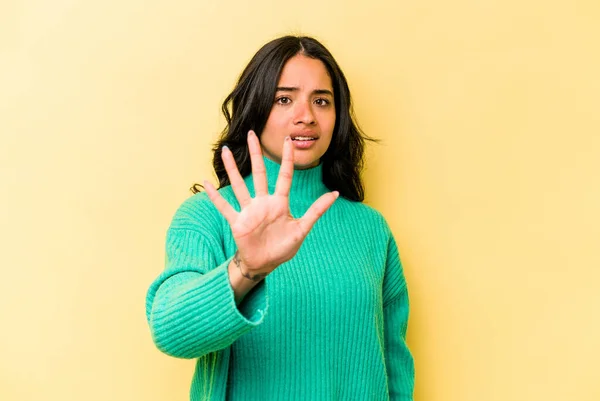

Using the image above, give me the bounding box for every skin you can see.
[204,54,340,303]
[204,134,339,303]
[259,54,336,170]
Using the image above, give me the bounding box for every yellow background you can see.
[1,1,599,400]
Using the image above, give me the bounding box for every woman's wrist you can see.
[227,253,264,303]
[233,251,267,282]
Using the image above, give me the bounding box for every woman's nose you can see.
[293,101,316,125]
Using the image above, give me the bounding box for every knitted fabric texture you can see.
[146,156,415,400]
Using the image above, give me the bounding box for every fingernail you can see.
[333,191,339,198]
[285,136,291,142]
[248,130,255,137]
[222,145,229,152]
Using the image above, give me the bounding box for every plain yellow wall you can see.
[1,1,599,400]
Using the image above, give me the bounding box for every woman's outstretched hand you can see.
[204,130,338,287]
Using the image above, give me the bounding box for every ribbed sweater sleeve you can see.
[383,229,415,400]
[145,193,268,359]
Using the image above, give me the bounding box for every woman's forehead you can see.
[277,55,333,90]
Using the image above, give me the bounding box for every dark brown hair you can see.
[191,35,378,201]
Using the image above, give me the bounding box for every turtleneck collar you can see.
[243,156,329,201]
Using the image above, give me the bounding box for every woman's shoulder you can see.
[336,196,383,217]
[168,187,234,232]
[335,197,393,235]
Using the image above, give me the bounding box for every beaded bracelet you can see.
[234,251,267,282]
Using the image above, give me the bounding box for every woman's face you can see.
[259,54,336,170]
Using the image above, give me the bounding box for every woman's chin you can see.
[293,158,320,170]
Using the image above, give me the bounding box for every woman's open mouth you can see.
[291,136,318,149]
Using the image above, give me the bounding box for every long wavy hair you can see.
[191,35,378,202]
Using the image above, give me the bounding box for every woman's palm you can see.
[204,131,338,276]
[232,194,302,271]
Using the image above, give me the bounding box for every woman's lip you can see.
[292,138,318,149]
[290,133,318,139]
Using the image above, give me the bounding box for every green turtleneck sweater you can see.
[146,156,414,400]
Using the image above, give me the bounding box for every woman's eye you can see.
[315,98,330,106]
[276,96,291,104]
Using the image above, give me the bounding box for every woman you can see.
[146,35,415,400]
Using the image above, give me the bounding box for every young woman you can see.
[146,35,415,400]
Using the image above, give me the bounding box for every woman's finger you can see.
[204,180,238,225]
[298,191,339,234]
[274,136,294,197]
[248,131,268,197]
[221,146,252,208]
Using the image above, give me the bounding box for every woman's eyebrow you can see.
[276,86,298,92]
[276,87,333,97]
[313,89,333,97]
